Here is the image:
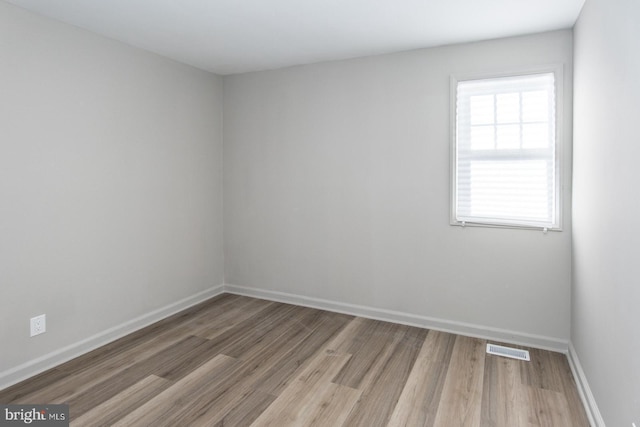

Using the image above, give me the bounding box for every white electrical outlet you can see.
[30,314,46,337]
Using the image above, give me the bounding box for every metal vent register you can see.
[486,343,530,361]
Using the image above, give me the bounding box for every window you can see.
[451,69,561,230]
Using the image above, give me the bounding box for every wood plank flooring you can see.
[0,294,590,426]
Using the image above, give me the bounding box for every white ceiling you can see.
[5,0,585,75]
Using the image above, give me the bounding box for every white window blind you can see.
[453,72,559,229]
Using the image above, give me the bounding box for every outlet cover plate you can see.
[30,314,46,337]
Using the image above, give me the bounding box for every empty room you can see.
[0,0,637,425]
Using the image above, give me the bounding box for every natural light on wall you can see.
[452,72,559,230]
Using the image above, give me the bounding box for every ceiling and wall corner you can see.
[3,0,585,75]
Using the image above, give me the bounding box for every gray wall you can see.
[573,0,640,424]
[0,2,224,374]
[224,30,574,342]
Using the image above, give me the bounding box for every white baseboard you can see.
[224,284,569,353]
[0,285,224,391]
[0,283,576,399]
[567,342,605,427]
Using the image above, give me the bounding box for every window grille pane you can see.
[522,90,549,122]
[496,93,520,124]
[470,126,494,150]
[496,124,520,149]
[522,123,549,149]
[470,95,494,125]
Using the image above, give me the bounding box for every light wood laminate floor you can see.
[0,294,589,426]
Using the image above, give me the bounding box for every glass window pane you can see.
[496,93,520,124]
[470,126,494,150]
[496,124,520,149]
[522,90,549,122]
[470,95,494,125]
[522,123,549,148]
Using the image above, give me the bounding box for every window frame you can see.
[449,65,564,231]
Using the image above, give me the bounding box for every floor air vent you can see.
[486,344,530,361]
